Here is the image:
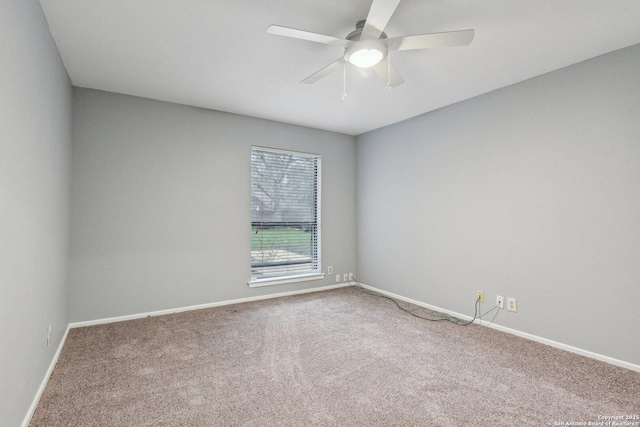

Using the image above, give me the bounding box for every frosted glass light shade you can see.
[349,48,383,68]
[344,42,387,68]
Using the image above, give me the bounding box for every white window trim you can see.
[247,273,326,288]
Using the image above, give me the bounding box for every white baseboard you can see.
[357,283,640,373]
[21,324,71,427]
[70,282,353,329]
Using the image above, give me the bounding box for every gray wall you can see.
[0,1,72,425]
[70,89,356,322]
[356,44,640,366]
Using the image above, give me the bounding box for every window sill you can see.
[248,273,326,288]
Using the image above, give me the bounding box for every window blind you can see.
[250,147,321,281]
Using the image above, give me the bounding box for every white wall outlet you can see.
[47,325,52,346]
[476,290,484,303]
[343,273,348,281]
[336,274,340,282]
[349,272,354,280]
[507,297,517,312]
[328,266,333,275]
[496,295,504,309]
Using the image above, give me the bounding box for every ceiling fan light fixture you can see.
[344,42,387,68]
[268,0,475,87]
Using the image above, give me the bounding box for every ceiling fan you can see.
[267,0,475,88]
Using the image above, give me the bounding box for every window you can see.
[249,147,322,286]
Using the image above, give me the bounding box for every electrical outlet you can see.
[507,297,517,312]
[343,273,348,281]
[476,290,484,303]
[496,295,504,309]
[328,266,333,275]
[336,274,340,283]
[47,325,52,346]
[349,272,354,280]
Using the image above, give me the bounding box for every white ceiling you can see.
[39,0,640,136]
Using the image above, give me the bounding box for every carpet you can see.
[30,286,640,426]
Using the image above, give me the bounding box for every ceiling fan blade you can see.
[386,29,475,51]
[267,25,350,47]
[361,0,402,40]
[301,58,345,84]
[374,58,404,88]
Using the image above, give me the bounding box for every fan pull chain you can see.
[387,50,392,89]
[341,61,348,100]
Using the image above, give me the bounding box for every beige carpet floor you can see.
[31,286,640,426]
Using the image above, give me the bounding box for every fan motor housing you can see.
[345,20,388,41]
